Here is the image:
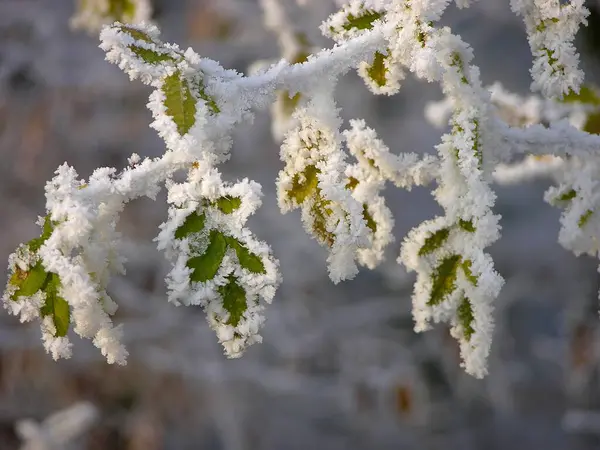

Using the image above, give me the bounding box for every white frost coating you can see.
[158,164,281,357]
[510,0,589,99]
[4,0,600,378]
[277,89,370,283]
[71,0,152,33]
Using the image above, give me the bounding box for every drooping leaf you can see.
[174,212,205,240]
[457,296,475,341]
[11,262,49,299]
[218,275,247,327]
[225,237,266,274]
[214,196,242,214]
[40,274,70,337]
[163,71,197,136]
[428,255,461,306]
[187,230,227,282]
[419,228,450,256]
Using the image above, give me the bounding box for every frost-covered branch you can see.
[4,0,600,379]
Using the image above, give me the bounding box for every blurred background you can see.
[2,0,600,449]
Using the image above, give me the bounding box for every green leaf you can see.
[342,10,383,31]
[578,209,594,228]
[187,230,227,282]
[345,176,359,190]
[310,193,335,247]
[418,227,450,256]
[225,237,266,274]
[197,82,220,115]
[128,46,176,64]
[428,255,461,306]
[458,219,475,232]
[41,274,70,337]
[472,119,482,167]
[281,91,302,117]
[11,262,49,299]
[116,25,152,43]
[109,0,136,20]
[218,275,247,327]
[562,85,600,106]
[214,196,242,214]
[163,71,197,136]
[556,189,577,202]
[457,297,475,341]
[174,212,206,240]
[584,112,600,134]
[461,259,478,286]
[29,215,55,252]
[366,51,388,87]
[289,165,319,204]
[363,205,377,234]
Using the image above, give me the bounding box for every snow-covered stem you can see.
[3,0,600,379]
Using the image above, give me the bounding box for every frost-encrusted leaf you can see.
[187,230,227,282]
[341,10,383,31]
[11,262,48,299]
[457,297,475,341]
[458,219,475,232]
[365,51,388,87]
[41,274,70,338]
[557,189,577,202]
[418,228,450,256]
[363,205,377,234]
[129,46,176,64]
[429,255,461,306]
[323,1,384,41]
[289,165,319,204]
[218,275,247,327]
[29,215,55,253]
[174,212,206,240]
[214,196,242,214]
[116,24,152,43]
[163,72,197,136]
[310,193,335,247]
[225,237,266,274]
[461,259,478,286]
[578,209,594,228]
[160,171,281,359]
